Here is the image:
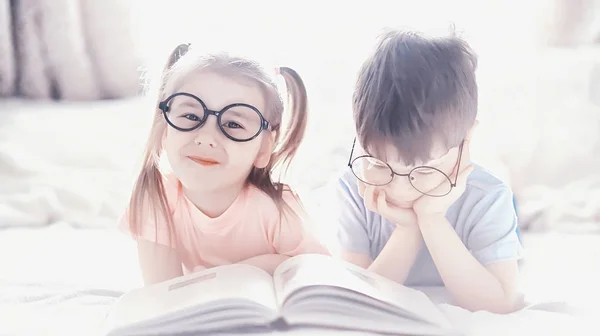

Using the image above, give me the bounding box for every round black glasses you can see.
[347,138,464,197]
[158,92,270,142]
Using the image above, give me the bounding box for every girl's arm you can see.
[137,239,183,286]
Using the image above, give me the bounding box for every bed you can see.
[1,48,600,335]
[0,224,597,336]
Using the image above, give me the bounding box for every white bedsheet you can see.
[0,225,597,336]
[0,224,141,335]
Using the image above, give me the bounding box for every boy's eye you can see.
[416,169,435,175]
[411,167,441,177]
[366,158,386,167]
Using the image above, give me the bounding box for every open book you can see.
[102,254,457,336]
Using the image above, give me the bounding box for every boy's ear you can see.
[254,132,276,169]
[465,119,479,141]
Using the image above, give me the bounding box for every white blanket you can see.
[0,225,596,336]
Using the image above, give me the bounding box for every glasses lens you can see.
[409,167,452,196]
[164,95,205,130]
[351,156,393,186]
[220,105,263,141]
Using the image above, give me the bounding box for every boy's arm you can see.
[419,215,521,313]
[342,229,421,285]
[336,175,422,284]
[339,250,372,268]
[365,226,422,284]
[355,184,423,284]
[334,173,373,266]
[417,188,523,313]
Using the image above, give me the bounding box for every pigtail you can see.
[247,66,310,226]
[168,43,191,67]
[271,67,310,223]
[127,43,191,248]
[272,67,309,174]
[159,43,191,93]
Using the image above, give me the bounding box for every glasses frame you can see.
[347,138,464,197]
[158,92,270,142]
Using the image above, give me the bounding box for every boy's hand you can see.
[359,182,418,230]
[413,140,474,222]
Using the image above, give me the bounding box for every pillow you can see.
[0,0,15,96]
[12,0,52,99]
[38,0,100,100]
[80,0,143,99]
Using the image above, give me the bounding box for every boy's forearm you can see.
[238,254,290,275]
[419,215,516,313]
[368,226,422,284]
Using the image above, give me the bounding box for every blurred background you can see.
[1,0,599,334]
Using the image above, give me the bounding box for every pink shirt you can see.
[119,174,329,272]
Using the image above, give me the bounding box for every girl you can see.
[120,44,329,286]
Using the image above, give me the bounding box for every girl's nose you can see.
[193,117,220,148]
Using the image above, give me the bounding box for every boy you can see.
[335,29,523,313]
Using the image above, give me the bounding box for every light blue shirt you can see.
[335,164,524,286]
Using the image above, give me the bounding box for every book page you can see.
[274,254,380,301]
[273,254,449,327]
[104,264,277,332]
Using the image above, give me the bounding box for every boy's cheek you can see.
[382,185,421,206]
[357,180,420,207]
[357,180,366,197]
[385,196,416,209]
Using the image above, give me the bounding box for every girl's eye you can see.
[182,114,201,121]
[223,121,244,129]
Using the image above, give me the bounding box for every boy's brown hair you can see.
[353,28,478,165]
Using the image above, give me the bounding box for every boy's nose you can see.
[389,174,413,190]
[383,178,420,200]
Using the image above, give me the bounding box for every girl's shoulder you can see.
[245,183,301,206]
[245,184,306,223]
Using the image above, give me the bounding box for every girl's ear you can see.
[157,117,169,153]
[161,126,168,149]
[254,132,276,169]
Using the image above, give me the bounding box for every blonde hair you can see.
[128,44,308,246]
